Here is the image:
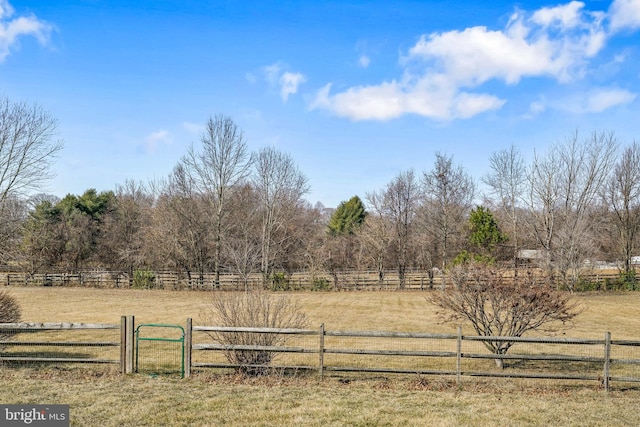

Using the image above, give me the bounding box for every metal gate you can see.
[135,324,185,378]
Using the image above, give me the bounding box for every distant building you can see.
[516,249,544,266]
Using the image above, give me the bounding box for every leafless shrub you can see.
[429,263,581,368]
[0,290,21,351]
[201,290,308,376]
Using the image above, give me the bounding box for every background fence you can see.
[2,317,639,391]
[0,268,630,290]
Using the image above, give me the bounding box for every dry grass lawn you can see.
[8,287,639,337]
[1,287,640,426]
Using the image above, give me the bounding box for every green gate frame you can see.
[135,323,185,378]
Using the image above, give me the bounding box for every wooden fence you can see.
[0,268,630,290]
[187,321,640,391]
[0,318,130,372]
[2,317,639,391]
[0,270,441,290]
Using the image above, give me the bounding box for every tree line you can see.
[1,96,639,290]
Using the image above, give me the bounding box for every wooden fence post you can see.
[125,315,135,374]
[456,326,462,385]
[319,323,325,379]
[120,316,127,374]
[604,331,611,392]
[185,318,192,378]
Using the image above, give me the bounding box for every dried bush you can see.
[201,290,308,376]
[429,263,581,368]
[0,290,21,351]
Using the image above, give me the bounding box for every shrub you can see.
[133,270,156,289]
[311,277,331,291]
[201,290,308,376]
[574,278,600,292]
[269,272,290,291]
[429,263,581,368]
[620,271,637,291]
[451,250,495,267]
[0,290,21,351]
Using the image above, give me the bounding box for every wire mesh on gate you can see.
[135,324,185,378]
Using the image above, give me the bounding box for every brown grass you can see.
[1,287,640,426]
[6,287,638,337]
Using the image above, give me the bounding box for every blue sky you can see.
[1,0,639,208]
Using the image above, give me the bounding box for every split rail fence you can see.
[2,316,639,391]
[0,319,127,370]
[1,268,629,290]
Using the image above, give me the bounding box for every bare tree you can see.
[0,195,28,264]
[252,147,309,281]
[602,141,640,286]
[526,131,618,289]
[102,180,152,280]
[0,96,63,207]
[277,200,326,276]
[364,191,393,286]
[429,263,580,368]
[0,97,62,270]
[526,148,561,284]
[20,197,65,272]
[370,170,420,288]
[422,153,475,270]
[224,184,262,291]
[483,144,526,272]
[180,115,253,287]
[151,166,214,286]
[301,203,333,287]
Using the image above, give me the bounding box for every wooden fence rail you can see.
[187,320,640,391]
[0,317,133,373]
[0,267,630,290]
[2,317,639,392]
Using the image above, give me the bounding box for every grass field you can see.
[1,287,640,426]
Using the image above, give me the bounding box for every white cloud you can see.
[558,88,637,113]
[310,78,505,121]
[358,55,370,68]
[145,130,172,153]
[531,1,586,28]
[311,1,618,121]
[0,0,53,62]
[263,63,282,86]
[260,62,306,102]
[609,0,640,32]
[453,93,506,119]
[526,100,547,118]
[280,71,306,102]
[311,81,405,121]
[0,0,14,18]
[583,88,636,112]
[407,5,607,83]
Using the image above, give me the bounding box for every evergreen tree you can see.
[468,205,507,256]
[327,196,366,236]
